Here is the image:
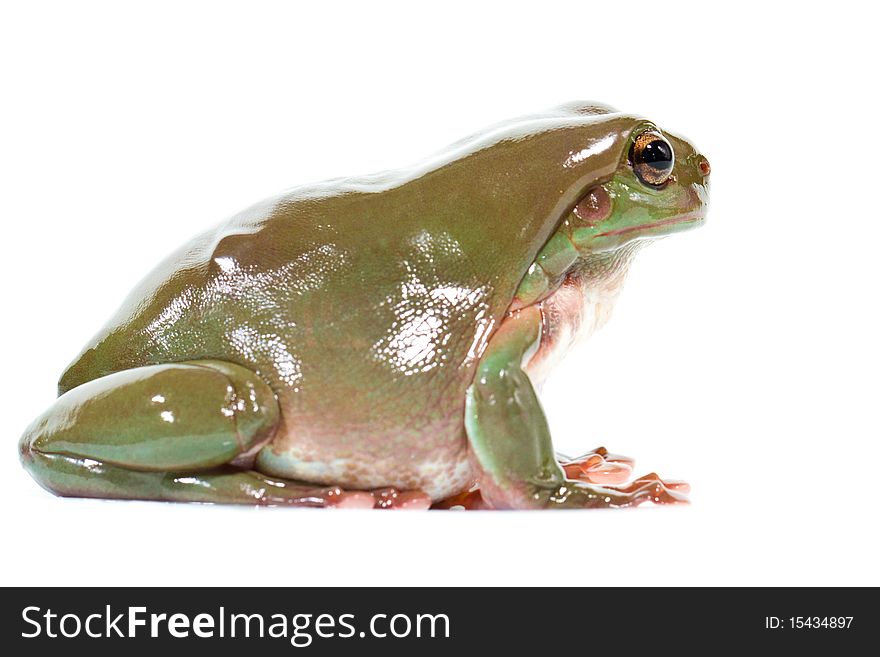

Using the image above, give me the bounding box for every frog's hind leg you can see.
[18,360,373,508]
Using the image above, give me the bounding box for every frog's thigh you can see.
[22,360,278,470]
[18,360,367,506]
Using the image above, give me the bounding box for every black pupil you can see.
[642,139,673,170]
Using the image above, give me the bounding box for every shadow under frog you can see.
[19,101,710,510]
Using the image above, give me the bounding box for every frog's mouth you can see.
[594,212,704,238]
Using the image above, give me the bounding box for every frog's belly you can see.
[525,271,625,384]
[253,414,475,501]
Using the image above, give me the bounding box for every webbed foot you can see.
[432,450,689,509]
[558,446,635,484]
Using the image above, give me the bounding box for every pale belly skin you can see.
[524,244,640,388]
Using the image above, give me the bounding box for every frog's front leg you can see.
[19,360,373,508]
[465,306,687,509]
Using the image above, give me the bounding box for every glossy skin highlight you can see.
[19,102,710,509]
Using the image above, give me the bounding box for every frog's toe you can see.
[658,479,690,494]
[558,446,634,485]
[609,472,690,506]
[371,487,433,510]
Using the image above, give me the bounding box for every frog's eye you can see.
[630,131,675,186]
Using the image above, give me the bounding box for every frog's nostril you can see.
[698,157,711,177]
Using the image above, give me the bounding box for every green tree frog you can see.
[19,102,710,510]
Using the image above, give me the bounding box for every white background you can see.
[1,1,877,586]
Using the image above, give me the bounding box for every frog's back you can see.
[58,104,641,497]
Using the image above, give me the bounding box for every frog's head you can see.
[568,122,710,252]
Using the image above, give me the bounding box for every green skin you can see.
[19,102,710,510]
